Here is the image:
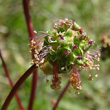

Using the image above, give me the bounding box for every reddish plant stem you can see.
[22,0,38,110]
[52,65,78,110]
[0,51,24,110]
[28,69,38,110]
[1,64,37,110]
[53,61,59,77]
[52,80,70,110]
[23,0,34,40]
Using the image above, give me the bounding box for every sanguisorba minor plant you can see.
[1,17,100,110]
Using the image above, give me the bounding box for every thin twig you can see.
[52,80,70,110]
[1,64,37,110]
[22,0,38,110]
[0,51,24,110]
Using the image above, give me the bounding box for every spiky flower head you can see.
[29,18,100,91]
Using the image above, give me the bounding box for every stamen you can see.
[65,50,70,56]
[70,65,82,91]
[59,34,64,40]
[50,61,62,90]
[95,74,98,78]
[73,45,78,50]
[88,73,93,81]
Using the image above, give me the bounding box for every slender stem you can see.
[0,51,25,110]
[52,65,79,110]
[22,0,34,40]
[28,69,38,110]
[52,80,70,110]
[22,0,38,110]
[1,64,37,110]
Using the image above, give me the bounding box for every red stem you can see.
[0,51,24,110]
[53,61,59,77]
[22,0,34,40]
[52,65,78,110]
[22,0,38,110]
[28,69,38,110]
[52,80,70,110]
[1,64,37,110]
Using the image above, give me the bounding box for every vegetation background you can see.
[0,0,110,110]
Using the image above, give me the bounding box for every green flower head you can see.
[29,18,100,91]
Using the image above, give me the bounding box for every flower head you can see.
[29,18,100,91]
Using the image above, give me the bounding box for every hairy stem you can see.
[52,80,70,110]
[0,51,24,110]
[1,64,37,110]
[22,0,38,110]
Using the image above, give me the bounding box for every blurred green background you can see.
[0,0,110,110]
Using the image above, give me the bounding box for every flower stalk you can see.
[22,0,38,110]
[52,65,79,110]
[0,51,24,110]
[52,80,70,110]
[1,64,37,110]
